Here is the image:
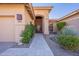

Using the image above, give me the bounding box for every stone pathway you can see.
[1,34,53,56]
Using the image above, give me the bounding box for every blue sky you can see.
[32,3,79,19]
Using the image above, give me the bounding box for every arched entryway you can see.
[35,16,43,33]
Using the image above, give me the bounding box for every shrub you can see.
[57,28,79,51]
[57,22,66,30]
[58,28,76,36]
[57,35,79,51]
[21,23,35,44]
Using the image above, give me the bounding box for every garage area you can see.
[0,15,15,42]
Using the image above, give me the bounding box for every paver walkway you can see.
[1,34,53,56]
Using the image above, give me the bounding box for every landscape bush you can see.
[21,23,35,44]
[57,28,79,51]
[57,22,66,30]
[58,28,76,35]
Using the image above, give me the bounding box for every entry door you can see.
[35,19,42,33]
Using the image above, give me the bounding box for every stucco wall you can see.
[59,13,79,34]
[53,22,58,32]
[25,6,33,25]
[0,4,33,43]
[15,4,33,43]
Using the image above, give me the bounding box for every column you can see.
[43,17,49,35]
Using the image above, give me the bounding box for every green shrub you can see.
[57,22,66,30]
[57,35,79,51]
[58,28,76,36]
[57,28,79,51]
[21,23,35,44]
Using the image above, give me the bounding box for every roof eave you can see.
[25,3,35,20]
[58,9,79,22]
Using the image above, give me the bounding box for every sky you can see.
[32,3,79,19]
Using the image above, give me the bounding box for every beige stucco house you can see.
[57,9,79,32]
[0,3,52,43]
